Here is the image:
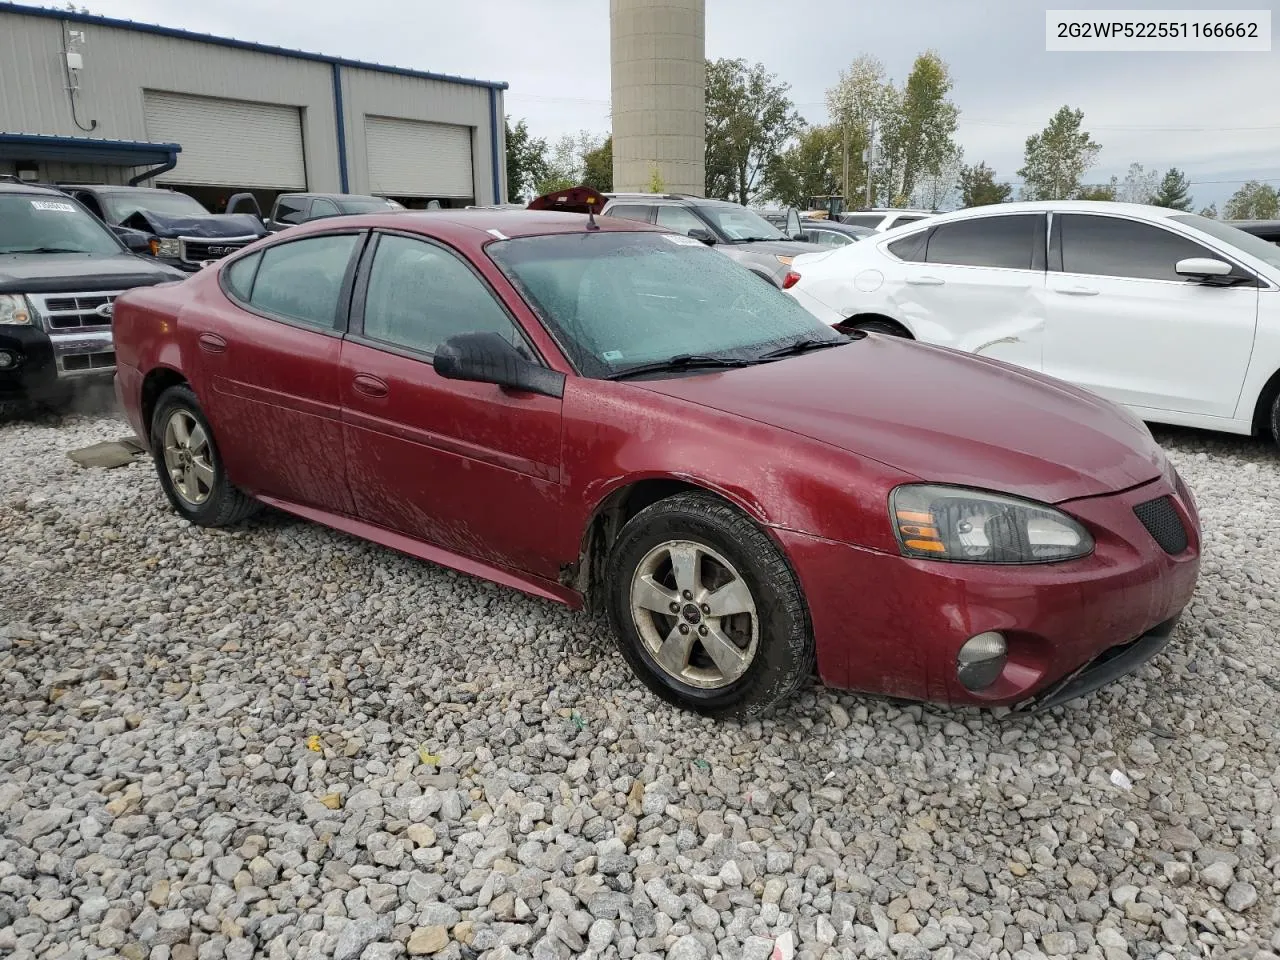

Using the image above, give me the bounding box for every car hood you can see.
[0,252,186,294]
[634,336,1165,504]
[120,210,266,238]
[725,239,821,257]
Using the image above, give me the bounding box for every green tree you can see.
[1198,203,1218,219]
[705,58,804,204]
[504,117,547,202]
[533,131,604,196]
[1150,167,1193,210]
[1117,162,1159,204]
[1224,180,1280,219]
[824,55,889,204]
[1077,177,1118,201]
[1018,106,1101,201]
[875,51,960,206]
[582,136,612,192]
[647,166,666,193]
[958,161,1012,207]
[761,124,842,208]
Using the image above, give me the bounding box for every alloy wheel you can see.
[162,409,214,506]
[628,539,759,689]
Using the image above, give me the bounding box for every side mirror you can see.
[433,332,565,399]
[112,225,152,254]
[687,227,717,246]
[225,192,263,221]
[1175,257,1232,280]
[785,207,802,241]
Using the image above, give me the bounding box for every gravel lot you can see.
[1,402,1278,960]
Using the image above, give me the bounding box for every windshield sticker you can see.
[664,234,702,246]
[602,350,624,361]
[31,200,77,213]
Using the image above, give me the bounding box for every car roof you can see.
[65,184,180,194]
[0,181,72,196]
[283,209,669,241]
[283,192,385,201]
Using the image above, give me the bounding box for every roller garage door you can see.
[144,91,306,189]
[364,116,474,198]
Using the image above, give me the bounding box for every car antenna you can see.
[585,197,600,231]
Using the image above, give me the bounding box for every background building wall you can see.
[609,0,706,195]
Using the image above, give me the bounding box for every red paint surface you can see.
[113,210,1202,706]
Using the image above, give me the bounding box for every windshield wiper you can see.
[7,246,88,254]
[605,354,758,380]
[754,337,850,361]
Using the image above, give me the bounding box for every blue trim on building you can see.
[331,63,350,193]
[1,1,509,90]
[0,132,181,167]
[488,89,503,204]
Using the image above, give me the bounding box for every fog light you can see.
[0,350,15,369]
[957,631,1007,692]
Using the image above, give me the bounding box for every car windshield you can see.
[0,194,123,255]
[696,204,788,242]
[487,231,843,378]
[340,197,405,213]
[101,190,209,222]
[1171,214,1280,270]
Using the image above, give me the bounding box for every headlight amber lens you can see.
[891,484,1094,563]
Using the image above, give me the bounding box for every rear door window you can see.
[273,196,311,226]
[925,215,1039,270]
[243,234,359,329]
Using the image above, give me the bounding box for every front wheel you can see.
[605,492,814,718]
[150,384,260,527]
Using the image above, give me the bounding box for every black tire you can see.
[1271,390,1280,449]
[604,492,814,719]
[150,385,260,527]
[852,318,909,338]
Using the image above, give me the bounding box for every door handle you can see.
[197,333,227,353]
[1058,285,1099,296]
[352,373,389,398]
[906,275,944,286]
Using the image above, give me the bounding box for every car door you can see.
[192,232,363,515]
[1044,213,1260,417]
[339,230,563,577]
[893,213,1047,371]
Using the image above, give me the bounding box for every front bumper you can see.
[0,325,115,397]
[774,474,1201,708]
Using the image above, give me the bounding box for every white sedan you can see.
[784,200,1280,444]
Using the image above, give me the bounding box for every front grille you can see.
[180,237,253,264]
[29,291,122,330]
[59,350,115,372]
[1134,496,1188,554]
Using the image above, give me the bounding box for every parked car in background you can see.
[113,208,1199,718]
[785,200,1280,446]
[263,192,404,232]
[601,193,819,286]
[837,208,934,231]
[1230,220,1280,247]
[65,184,266,272]
[0,182,184,410]
[798,219,874,247]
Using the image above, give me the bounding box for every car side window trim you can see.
[217,230,368,337]
[347,228,547,366]
[1052,212,1264,287]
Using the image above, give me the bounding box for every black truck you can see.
[62,184,267,273]
[0,182,186,411]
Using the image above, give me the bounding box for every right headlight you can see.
[0,294,32,325]
[891,484,1094,564]
[148,237,181,259]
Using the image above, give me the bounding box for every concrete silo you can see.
[609,0,706,196]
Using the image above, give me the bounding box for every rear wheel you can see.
[605,492,814,718]
[150,385,259,527]
[1271,390,1280,451]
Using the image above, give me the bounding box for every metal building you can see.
[0,2,508,210]
[609,0,705,196]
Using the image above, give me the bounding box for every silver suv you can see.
[601,194,820,286]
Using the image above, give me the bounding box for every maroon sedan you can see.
[112,210,1201,718]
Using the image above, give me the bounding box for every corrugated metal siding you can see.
[364,117,472,198]
[341,68,495,203]
[0,8,499,200]
[144,91,306,188]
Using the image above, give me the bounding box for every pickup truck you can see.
[0,182,185,412]
[255,192,404,232]
[66,184,266,272]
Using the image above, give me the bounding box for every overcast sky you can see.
[78,0,1280,209]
